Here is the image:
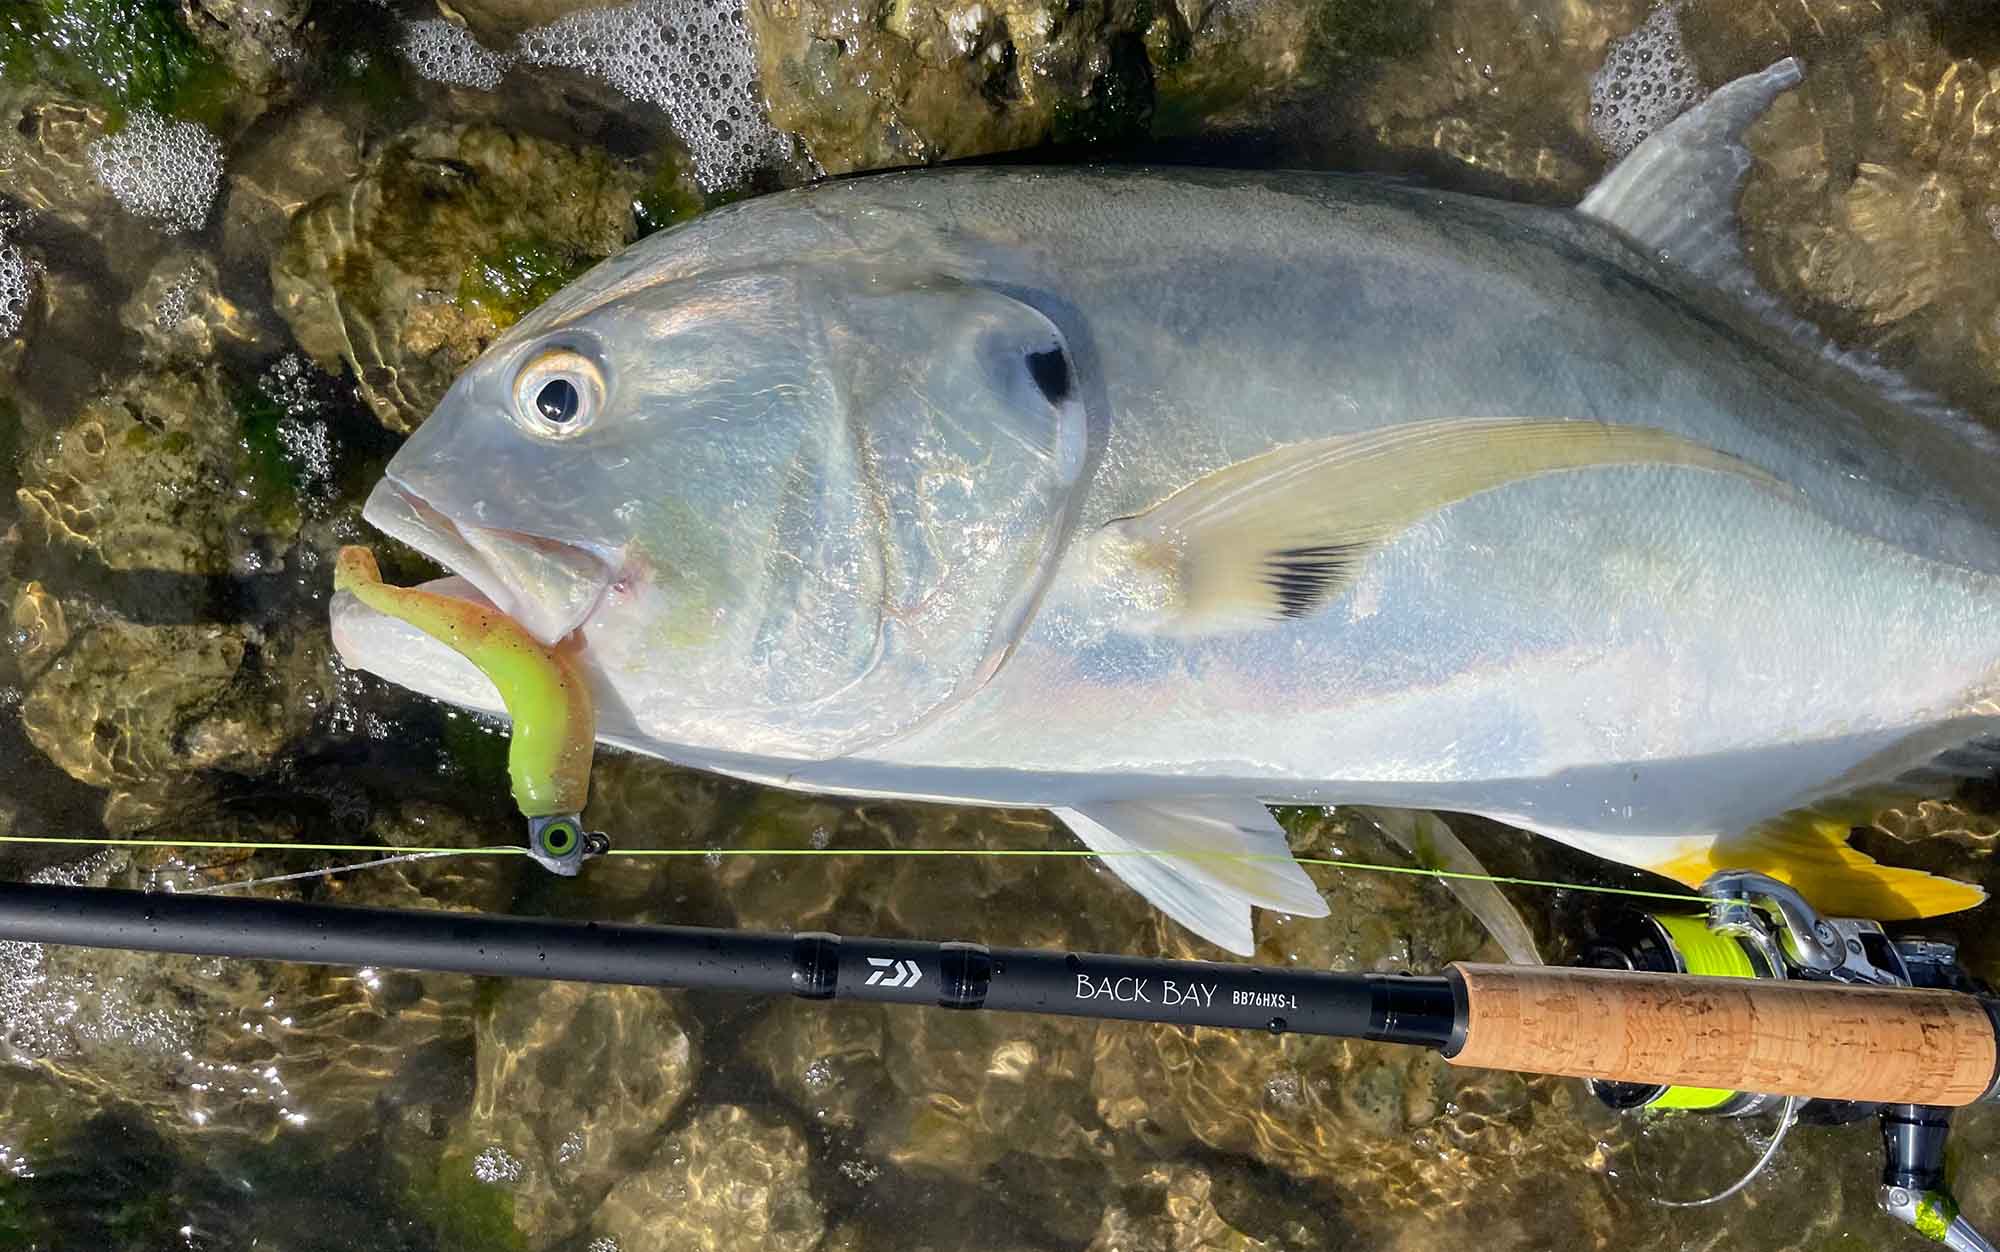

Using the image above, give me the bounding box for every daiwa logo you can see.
[864,957,922,988]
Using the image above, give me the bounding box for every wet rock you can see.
[120,250,276,362]
[438,0,603,48]
[219,103,365,274]
[594,1104,823,1252]
[750,0,1415,174]
[468,978,701,1239]
[1086,1165,1280,1252]
[745,996,893,1134]
[1733,14,2000,413]
[0,0,236,126]
[15,364,300,573]
[7,581,70,685]
[270,122,645,433]
[180,0,314,97]
[18,616,330,792]
[1357,0,1649,199]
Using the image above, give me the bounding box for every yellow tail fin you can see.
[1654,811,1985,921]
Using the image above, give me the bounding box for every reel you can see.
[1582,872,1996,1248]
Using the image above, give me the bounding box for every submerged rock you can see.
[594,1104,824,1252]
[1086,1165,1279,1252]
[17,616,329,793]
[15,364,300,573]
[468,979,701,1239]
[270,122,644,433]
[1730,14,2000,416]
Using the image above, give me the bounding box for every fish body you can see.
[334,63,2000,951]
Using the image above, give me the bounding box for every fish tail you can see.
[1650,813,1984,921]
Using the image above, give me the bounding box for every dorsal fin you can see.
[1578,57,1999,453]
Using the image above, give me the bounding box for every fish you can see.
[332,59,2000,955]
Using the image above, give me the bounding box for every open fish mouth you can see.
[360,479,620,647]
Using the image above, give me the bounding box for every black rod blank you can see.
[0,881,1461,1048]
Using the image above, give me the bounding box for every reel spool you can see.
[1584,911,1786,1116]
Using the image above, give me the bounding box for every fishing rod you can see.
[1,858,1995,1248]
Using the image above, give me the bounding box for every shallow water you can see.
[3,0,2000,1248]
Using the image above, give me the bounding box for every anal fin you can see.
[1051,798,1329,956]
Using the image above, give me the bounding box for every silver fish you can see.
[333,61,1999,954]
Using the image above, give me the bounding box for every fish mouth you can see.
[361,479,620,646]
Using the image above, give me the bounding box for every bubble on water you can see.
[516,0,778,189]
[838,1158,881,1184]
[399,19,514,90]
[586,1238,621,1252]
[154,267,199,330]
[1985,203,2000,243]
[1588,6,1702,158]
[88,110,224,234]
[0,229,34,340]
[472,1146,525,1183]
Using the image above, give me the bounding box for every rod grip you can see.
[1445,963,2000,1106]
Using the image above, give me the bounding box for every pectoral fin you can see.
[1093,418,1778,632]
[1051,797,1329,956]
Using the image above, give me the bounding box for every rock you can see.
[437,0,602,47]
[594,1104,824,1252]
[1729,14,2000,416]
[1086,1165,1280,1252]
[18,615,329,791]
[269,122,645,433]
[467,978,701,1239]
[750,0,1426,174]
[120,249,276,363]
[180,0,314,98]
[1356,0,1650,200]
[7,581,69,685]
[15,364,300,574]
[218,103,365,274]
[745,994,891,1134]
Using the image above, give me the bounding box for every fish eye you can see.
[512,347,603,438]
[1025,346,1070,406]
[535,378,579,424]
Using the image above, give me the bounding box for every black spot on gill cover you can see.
[1025,347,1070,406]
[1264,543,1369,619]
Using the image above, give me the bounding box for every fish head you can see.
[338,231,1088,761]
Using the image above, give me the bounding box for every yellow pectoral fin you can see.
[1653,810,1985,921]
[335,546,594,818]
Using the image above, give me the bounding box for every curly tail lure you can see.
[333,546,606,873]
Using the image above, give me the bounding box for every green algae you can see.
[0,0,234,126]
[229,376,305,533]
[458,237,599,330]
[408,1149,528,1252]
[634,156,706,238]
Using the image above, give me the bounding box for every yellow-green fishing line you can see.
[334,546,594,818]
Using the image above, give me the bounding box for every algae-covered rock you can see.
[120,250,275,363]
[467,978,701,1239]
[0,0,235,126]
[270,122,645,433]
[180,0,314,98]
[594,1104,824,1252]
[15,365,300,573]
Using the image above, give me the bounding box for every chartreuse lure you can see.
[334,546,600,872]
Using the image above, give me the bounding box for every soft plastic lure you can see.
[334,546,598,870]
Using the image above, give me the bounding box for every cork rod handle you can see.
[1446,963,1999,1106]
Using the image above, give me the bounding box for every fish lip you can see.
[361,478,620,646]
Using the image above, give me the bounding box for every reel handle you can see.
[1445,963,2000,1106]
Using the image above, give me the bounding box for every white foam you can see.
[0,229,32,339]
[399,19,514,90]
[516,0,777,189]
[1589,6,1703,159]
[87,110,225,234]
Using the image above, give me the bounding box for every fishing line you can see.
[0,832,1707,903]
